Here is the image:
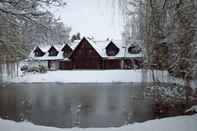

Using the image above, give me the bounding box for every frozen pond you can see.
[0,83,154,128]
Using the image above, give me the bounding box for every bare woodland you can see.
[121,0,196,82]
[0,0,197,84]
[0,0,70,62]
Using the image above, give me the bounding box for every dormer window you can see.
[34,47,45,57]
[128,45,141,54]
[61,44,72,58]
[106,41,119,56]
[48,46,58,56]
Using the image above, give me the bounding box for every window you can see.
[48,47,58,56]
[106,42,119,56]
[128,45,141,54]
[34,47,44,57]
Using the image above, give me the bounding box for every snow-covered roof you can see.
[86,38,143,59]
[29,37,143,61]
[29,44,65,61]
[69,40,80,50]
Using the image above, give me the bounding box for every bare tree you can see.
[144,0,197,101]
[0,0,68,62]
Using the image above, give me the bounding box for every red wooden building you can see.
[70,38,103,69]
[29,37,143,70]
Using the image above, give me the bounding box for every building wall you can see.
[103,59,122,69]
[48,60,59,71]
[103,58,143,70]
[123,59,134,69]
[70,38,103,69]
[29,58,143,70]
[58,58,143,70]
[123,58,143,69]
[59,61,73,70]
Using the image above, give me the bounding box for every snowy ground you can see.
[0,114,197,131]
[185,105,197,113]
[10,70,144,83]
[8,70,197,89]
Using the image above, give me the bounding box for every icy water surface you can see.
[0,83,154,128]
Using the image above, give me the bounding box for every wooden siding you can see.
[32,38,143,70]
[123,58,143,69]
[59,61,73,70]
[70,38,103,69]
[123,59,134,69]
[104,59,122,69]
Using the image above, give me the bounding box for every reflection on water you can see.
[0,83,154,128]
[0,63,20,82]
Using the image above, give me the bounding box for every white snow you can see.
[143,70,197,89]
[0,114,197,131]
[29,45,65,61]
[29,38,143,61]
[185,105,197,113]
[10,70,143,83]
[82,38,143,58]
[8,69,197,88]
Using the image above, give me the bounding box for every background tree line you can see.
[121,0,197,80]
[119,0,197,99]
[0,0,71,63]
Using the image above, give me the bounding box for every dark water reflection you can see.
[0,83,154,128]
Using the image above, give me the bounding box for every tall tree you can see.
[0,0,68,62]
[71,33,81,42]
[144,0,197,99]
[22,12,71,48]
[121,0,145,46]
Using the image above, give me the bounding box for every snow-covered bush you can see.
[145,84,186,100]
[145,84,195,117]
[38,65,47,73]
[26,65,47,73]
[27,66,40,73]
[20,65,28,72]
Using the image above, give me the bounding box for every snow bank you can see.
[0,114,197,131]
[143,70,197,89]
[10,70,143,83]
[185,105,197,113]
[7,69,197,89]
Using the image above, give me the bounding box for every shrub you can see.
[20,65,28,72]
[22,64,48,73]
[27,66,40,73]
[39,65,47,73]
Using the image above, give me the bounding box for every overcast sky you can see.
[51,0,124,40]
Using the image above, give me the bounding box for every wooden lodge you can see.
[28,37,143,70]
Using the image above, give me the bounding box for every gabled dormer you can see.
[128,45,141,54]
[48,46,59,56]
[34,46,45,57]
[106,41,120,56]
[61,44,72,58]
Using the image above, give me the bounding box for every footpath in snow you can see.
[0,114,197,131]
